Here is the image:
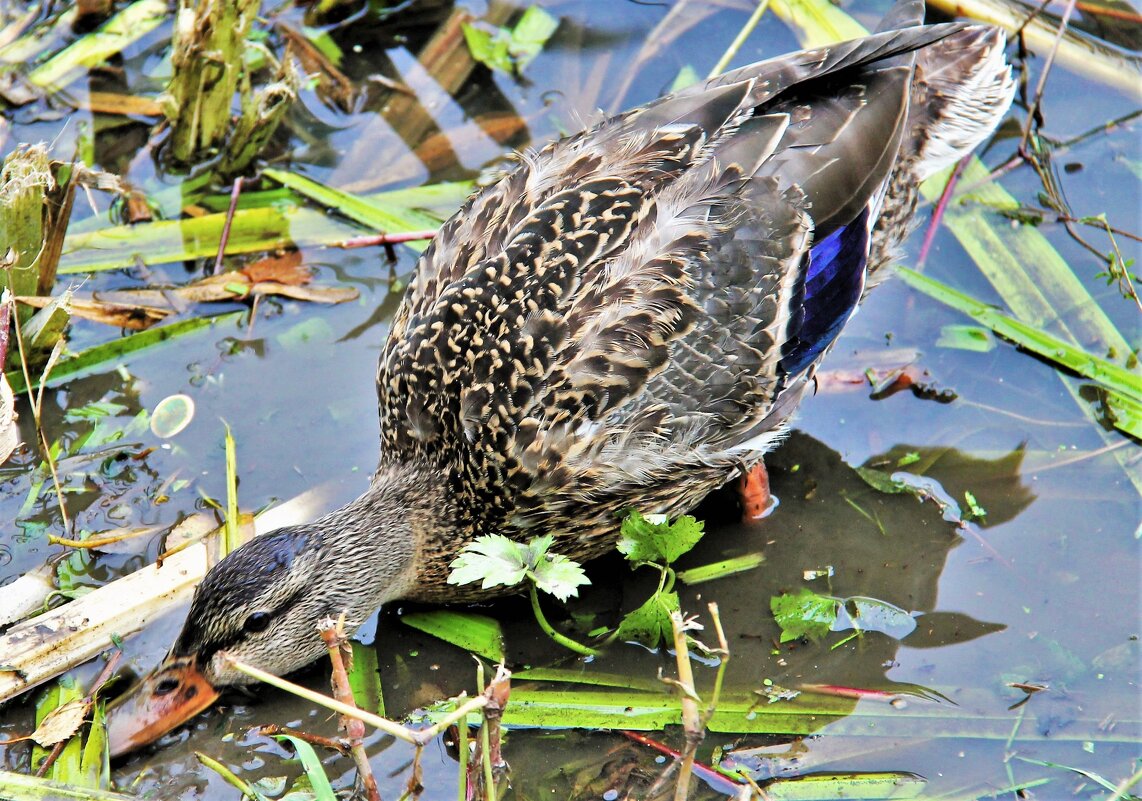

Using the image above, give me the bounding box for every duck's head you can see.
[107,472,425,756]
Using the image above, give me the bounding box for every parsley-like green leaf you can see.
[448,534,590,600]
[447,535,528,590]
[770,588,838,643]
[614,590,680,648]
[531,553,589,601]
[617,510,705,565]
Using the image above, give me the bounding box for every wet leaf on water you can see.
[30,696,89,747]
[242,250,308,285]
[936,324,996,352]
[838,597,918,640]
[614,590,679,648]
[962,490,987,521]
[771,588,838,643]
[463,6,559,76]
[617,510,704,565]
[401,610,504,662]
[347,642,384,716]
[150,394,195,439]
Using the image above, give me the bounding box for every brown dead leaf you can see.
[17,295,171,330]
[96,269,358,309]
[241,250,308,285]
[250,282,359,304]
[31,697,90,747]
[125,192,154,223]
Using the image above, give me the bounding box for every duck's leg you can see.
[739,461,775,521]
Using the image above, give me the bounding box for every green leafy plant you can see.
[447,510,707,655]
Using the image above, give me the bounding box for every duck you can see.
[106,0,1014,755]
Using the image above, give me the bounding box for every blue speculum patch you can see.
[780,209,870,376]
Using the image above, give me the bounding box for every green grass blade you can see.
[0,771,135,800]
[897,268,1142,404]
[263,167,442,252]
[5,313,241,394]
[27,0,167,91]
[274,735,337,801]
[763,773,927,800]
[223,422,239,557]
[59,206,361,274]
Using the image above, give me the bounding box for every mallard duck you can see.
[107,1,1013,755]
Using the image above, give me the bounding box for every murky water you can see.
[1,0,1138,798]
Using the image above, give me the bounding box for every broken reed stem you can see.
[702,602,729,727]
[669,610,701,801]
[318,616,380,801]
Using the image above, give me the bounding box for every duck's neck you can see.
[310,460,442,617]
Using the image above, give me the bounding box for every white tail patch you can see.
[913,29,1015,180]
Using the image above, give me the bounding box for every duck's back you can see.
[376,4,1013,593]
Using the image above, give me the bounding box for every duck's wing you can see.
[376,20,1010,531]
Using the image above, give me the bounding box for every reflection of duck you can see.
[107,0,1013,755]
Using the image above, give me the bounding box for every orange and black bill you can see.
[106,655,220,757]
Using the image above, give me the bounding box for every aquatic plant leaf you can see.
[529,552,589,601]
[26,0,167,91]
[936,324,996,352]
[401,610,505,662]
[617,510,705,565]
[755,772,928,799]
[507,6,560,70]
[346,642,384,717]
[463,6,558,76]
[447,534,529,590]
[771,588,838,643]
[839,597,918,640]
[274,736,337,801]
[614,590,680,648]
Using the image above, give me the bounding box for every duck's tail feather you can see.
[906,25,1016,181]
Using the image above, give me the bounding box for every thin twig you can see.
[1020,0,1079,155]
[338,230,438,249]
[917,155,971,267]
[212,176,243,276]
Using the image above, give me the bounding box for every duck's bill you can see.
[106,655,220,757]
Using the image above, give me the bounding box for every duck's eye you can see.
[242,612,272,633]
[154,677,180,696]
